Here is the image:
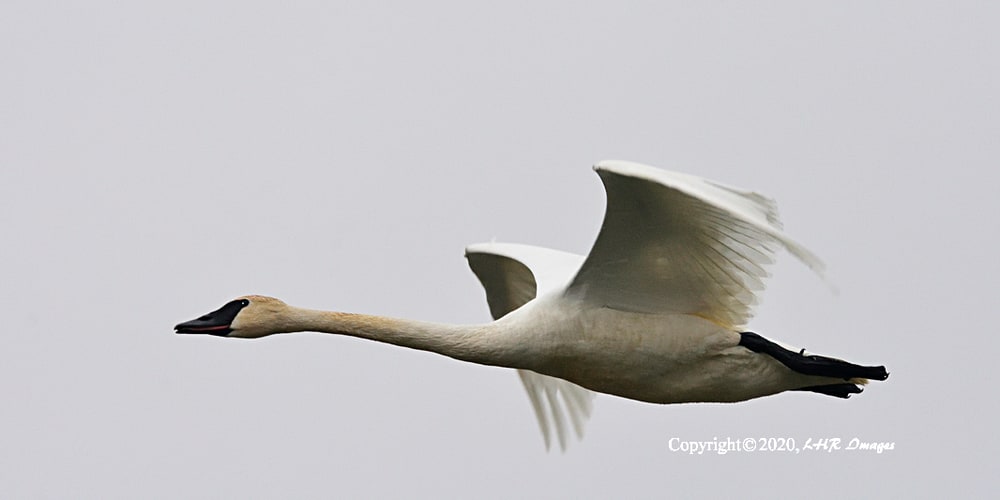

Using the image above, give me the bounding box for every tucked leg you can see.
[793,383,864,398]
[739,332,889,381]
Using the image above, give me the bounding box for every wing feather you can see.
[567,160,824,329]
[465,243,595,450]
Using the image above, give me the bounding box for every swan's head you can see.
[174,295,291,339]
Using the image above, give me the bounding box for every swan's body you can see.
[177,160,888,449]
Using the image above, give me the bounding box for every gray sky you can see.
[2,1,997,497]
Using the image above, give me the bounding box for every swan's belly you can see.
[508,302,791,404]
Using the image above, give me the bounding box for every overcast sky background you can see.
[2,1,997,498]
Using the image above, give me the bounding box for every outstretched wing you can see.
[567,160,824,329]
[465,242,594,451]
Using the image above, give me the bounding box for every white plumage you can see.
[177,160,888,450]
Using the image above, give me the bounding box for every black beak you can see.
[175,299,249,336]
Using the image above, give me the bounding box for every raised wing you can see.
[568,160,824,329]
[465,242,594,450]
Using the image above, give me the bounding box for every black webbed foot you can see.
[739,331,889,381]
[793,383,864,399]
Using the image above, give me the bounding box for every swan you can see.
[176,160,888,450]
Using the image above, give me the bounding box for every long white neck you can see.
[277,306,522,368]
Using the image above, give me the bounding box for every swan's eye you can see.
[240,299,250,306]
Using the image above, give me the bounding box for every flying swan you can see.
[176,160,888,450]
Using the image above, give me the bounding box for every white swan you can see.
[176,160,888,450]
